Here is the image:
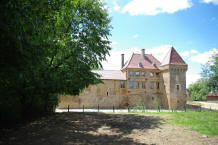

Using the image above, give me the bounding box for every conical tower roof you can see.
[161,47,186,66]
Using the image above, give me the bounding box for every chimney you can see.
[141,49,145,58]
[121,54,124,68]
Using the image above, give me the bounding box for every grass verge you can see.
[135,111,218,136]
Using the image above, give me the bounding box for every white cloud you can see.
[102,47,140,70]
[113,1,121,11]
[122,0,192,16]
[133,34,139,38]
[202,0,218,5]
[189,48,218,64]
[110,41,118,46]
[186,72,201,87]
[102,45,172,70]
[181,49,198,57]
[146,45,172,61]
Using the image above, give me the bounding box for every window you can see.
[130,81,133,88]
[156,82,159,89]
[150,72,154,77]
[142,82,146,89]
[136,82,139,88]
[130,71,134,77]
[121,81,125,88]
[156,72,159,76]
[136,71,140,77]
[176,84,180,90]
[150,82,154,89]
[142,72,146,77]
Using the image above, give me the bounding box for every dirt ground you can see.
[0,112,218,145]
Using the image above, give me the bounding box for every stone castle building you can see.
[58,47,188,109]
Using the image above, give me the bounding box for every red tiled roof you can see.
[122,53,160,70]
[92,70,126,80]
[161,47,187,66]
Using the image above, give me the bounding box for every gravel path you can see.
[1,112,217,145]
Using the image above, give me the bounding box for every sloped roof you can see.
[161,47,187,66]
[92,70,126,80]
[122,53,161,70]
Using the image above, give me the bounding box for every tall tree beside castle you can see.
[188,52,218,101]
[0,0,111,121]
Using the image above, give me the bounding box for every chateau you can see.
[58,47,188,109]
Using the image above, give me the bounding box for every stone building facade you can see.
[58,47,188,109]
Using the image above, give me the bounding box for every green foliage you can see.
[188,79,210,101]
[0,0,111,122]
[138,112,218,136]
[202,52,218,92]
[169,112,218,136]
[188,52,218,101]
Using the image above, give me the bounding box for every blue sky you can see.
[100,0,218,87]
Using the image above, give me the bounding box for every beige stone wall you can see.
[58,68,169,109]
[58,66,188,109]
[160,64,188,109]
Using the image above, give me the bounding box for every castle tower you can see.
[160,47,188,109]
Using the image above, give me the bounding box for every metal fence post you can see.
[98,104,99,112]
[83,105,84,113]
[68,105,69,112]
[113,105,115,113]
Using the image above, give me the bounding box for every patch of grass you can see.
[136,111,218,136]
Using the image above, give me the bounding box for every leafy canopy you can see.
[0,0,112,121]
[188,51,218,101]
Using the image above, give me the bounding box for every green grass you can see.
[136,111,218,136]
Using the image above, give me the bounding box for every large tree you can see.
[188,79,210,101]
[188,51,218,101]
[0,0,111,121]
[202,52,218,92]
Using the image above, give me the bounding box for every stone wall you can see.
[58,79,168,109]
[58,66,187,109]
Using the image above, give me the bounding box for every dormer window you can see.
[152,62,156,66]
[138,62,143,68]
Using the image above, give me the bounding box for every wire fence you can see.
[56,103,217,113]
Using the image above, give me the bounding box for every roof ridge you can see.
[161,47,186,66]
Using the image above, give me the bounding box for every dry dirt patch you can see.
[0,112,217,145]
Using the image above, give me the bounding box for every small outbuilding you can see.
[206,92,218,101]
